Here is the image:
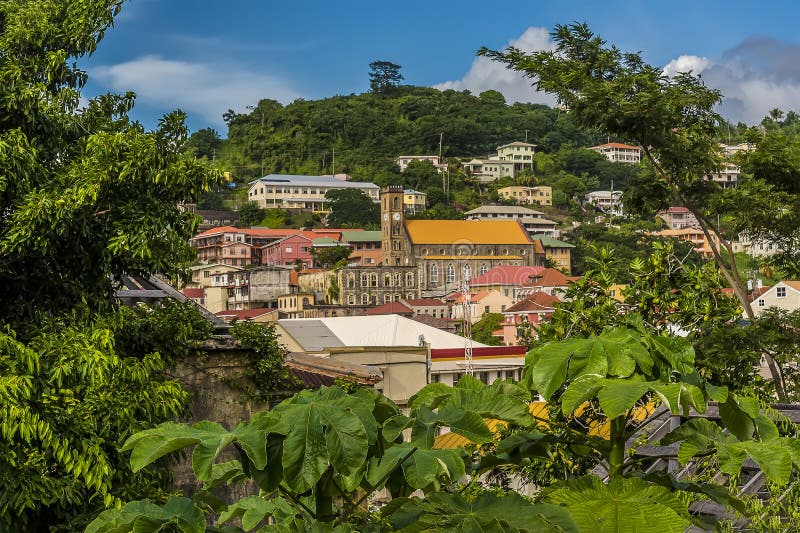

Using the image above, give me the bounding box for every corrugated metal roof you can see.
[280,320,345,352]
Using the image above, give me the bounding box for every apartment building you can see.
[403,189,427,214]
[495,141,536,172]
[589,142,641,163]
[658,207,700,229]
[462,158,516,183]
[247,174,379,212]
[497,185,553,206]
[395,155,447,173]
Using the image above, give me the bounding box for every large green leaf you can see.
[543,476,690,533]
[718,395,756,441]
[400,448,465,491]
[274,387,370,492]
[596,379,650,419]
[387,491,579,532]
[85,497,205,533]
[218,495,296,531]
[529,337,595,400]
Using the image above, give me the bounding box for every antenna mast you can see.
[460,279,473,376]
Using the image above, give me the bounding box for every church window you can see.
[430,264,439,283]
[464,264,471,280]
[480,263,488,275]
[447,264,455,283]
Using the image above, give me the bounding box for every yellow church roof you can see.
[404,220,532,245]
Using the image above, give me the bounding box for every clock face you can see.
[393,212,401,220]
[383,213,389,221]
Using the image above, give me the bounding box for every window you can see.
[430,264,439,283]
[406,273,414,287]
[384,274,392,287]
[371,273,378,287]
[348,295,355,305]
[480,263,488,275]
[361,273,369,287]
[431,374,440,383]
[395,293,401,301]
[777,287,787,298]
[484,305,490,314]
[463,265,471,280]
[407,293,415,300]
[758,299,765,308]
[384,294,392,303]
[285,246,293,253]
[361,294,369,305]
[446,264,455,283]
[204,271,210,278]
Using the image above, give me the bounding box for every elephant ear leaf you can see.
[85,496,205,533]
[544,476,691,533]
[385,491,579,532]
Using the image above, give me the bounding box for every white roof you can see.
[279,315,487,352]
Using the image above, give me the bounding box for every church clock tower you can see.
[380,186,406,266]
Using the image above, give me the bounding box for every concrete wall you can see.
[249,267,292,306]
[169,338,268,501]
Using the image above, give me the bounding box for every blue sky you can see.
[82,0,800,133]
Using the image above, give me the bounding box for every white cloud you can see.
[663,37,800,124]
[662,55,710,77]
[91,55,299,126]
[434,27,557,105]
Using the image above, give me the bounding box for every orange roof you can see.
[505,291,560,312]
[589,142,641,150]
[193,225,296,239]
[404,220,532,245]
[783,281,800,292]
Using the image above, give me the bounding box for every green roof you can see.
[341,230,382,243]
[312,238,344,247]
[535,235,575,248]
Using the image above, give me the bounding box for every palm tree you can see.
[769,108,785,123]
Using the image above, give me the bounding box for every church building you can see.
[379,186,546,295]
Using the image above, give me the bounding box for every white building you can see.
[462,158,516,183]
[589,143,642,163]
[658,207,700,229]
[751,281,800,317]
[464,205,558,237]
[247,174,379,212]
[495,141,536,173]
[395,155,447,173]
[585,190,623,215]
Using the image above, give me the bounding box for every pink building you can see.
[262,234,314,268]
[658,206,700,229]
[498,292,560,345]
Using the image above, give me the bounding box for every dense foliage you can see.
[88,320,800,532]
[0,1,218,529]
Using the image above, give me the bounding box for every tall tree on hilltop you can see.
[480,23,792,400]
[369,60,404,93]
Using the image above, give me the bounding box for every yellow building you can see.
[403,189,427,214]
[498,185,553,206]
[536,236,574,274]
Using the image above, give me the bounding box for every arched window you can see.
[406,272,414,287]
[384,274,392,287]
[384,293,392,303]
[446,264,455,284]
[463,264,471,280]
[393,196,399,209]
[360,273,368,287]
[361,293,369,305]
[407,293,415,300]
[348,295,355,305]
[347,274,355,289]
[430,264,439,283]
[394,273,401,286]
[394,293,401,302]
[371,273,378,287]
[480,263,488,275]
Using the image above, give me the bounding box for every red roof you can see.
[182,288,204,298]
[505,292,560,313]
[468,266,570,288]
[214,308,276,321]
[589,142,641,150]
[659,206,691,214]
[362,302,414,316]
[523,268,572,288]
[404,298,446,307]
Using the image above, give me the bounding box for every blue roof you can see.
[248,174,379,189]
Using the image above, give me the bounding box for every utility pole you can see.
[525,129,529,142]
[332,147,335,176]
[438,132,443,162]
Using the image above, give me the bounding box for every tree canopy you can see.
[368,60,404,93]
[325,188,379,227]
